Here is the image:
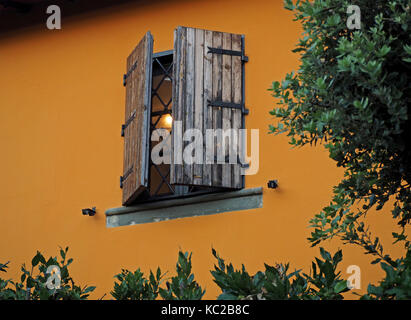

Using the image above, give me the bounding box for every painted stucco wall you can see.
[0,0,403,298]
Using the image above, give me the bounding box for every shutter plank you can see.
[194,28,204,185]
[212,31,223,187]
[171,27,186,185]
[222,33,232,188]
[232,34,242,188]
[178,27,186,185]
[122,32,153,205]
[184,27,195,185]
[203,30,213,186]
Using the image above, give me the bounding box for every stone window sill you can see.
[105,187,263,228]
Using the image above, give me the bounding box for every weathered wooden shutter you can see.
[121,32,153,205]
[171,26,247,189]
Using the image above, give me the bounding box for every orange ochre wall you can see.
[0,0,405,299]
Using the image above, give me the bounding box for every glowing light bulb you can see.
[164,114,173,127]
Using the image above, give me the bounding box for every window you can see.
[120,27,248,206]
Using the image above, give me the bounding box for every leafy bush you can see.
[111,267,163,300]
[305,248,349,299]
[211,247,348,300]
[0,247,95,300]
[211,248,307,300]
[111,251,205,300]
[362,247,411,300]
[0,261,21,300]
[269,0,411,297]
[159,251,205,300]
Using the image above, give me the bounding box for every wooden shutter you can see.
[171,26,247,189]
[121,32,153,206]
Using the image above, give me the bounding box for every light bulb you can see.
[165,114,173,127]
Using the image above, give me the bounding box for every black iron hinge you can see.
[120,166,134,189]
[207,100,249,115]
[121,110,136,137]
[213,155,250,168]
[123,61,138,86]
[207,47,248,62]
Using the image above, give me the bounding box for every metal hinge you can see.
[121,110,136,137]
[207,47,248,62]
[120,166,134,189]
[123,61,138,86]
[207,100,249,115]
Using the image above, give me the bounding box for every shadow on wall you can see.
[0,0,178,34]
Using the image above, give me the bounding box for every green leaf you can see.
[319,248,331,261]
[31,252,43,267]
[283,0,294,11]
[83,286,96,294]
[217,292,239,300]
[334,280,348,294]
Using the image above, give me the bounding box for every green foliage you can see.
[211,248,348,300]
[269,0,411,293]
[304,248,349,299]
[0,247,95,300]
[0,261,20,300]
[361,247,411,299]
[111,251,205,300]
[0,262,9,273]
[159,251,205,300]
[111,267,163,300]
[211,248,266,300]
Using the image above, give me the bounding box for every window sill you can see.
[105,187,263,228]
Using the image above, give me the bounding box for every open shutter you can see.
[171,26,247,189]
[121,32,153,206]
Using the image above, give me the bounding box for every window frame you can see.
[121,27,249,207]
